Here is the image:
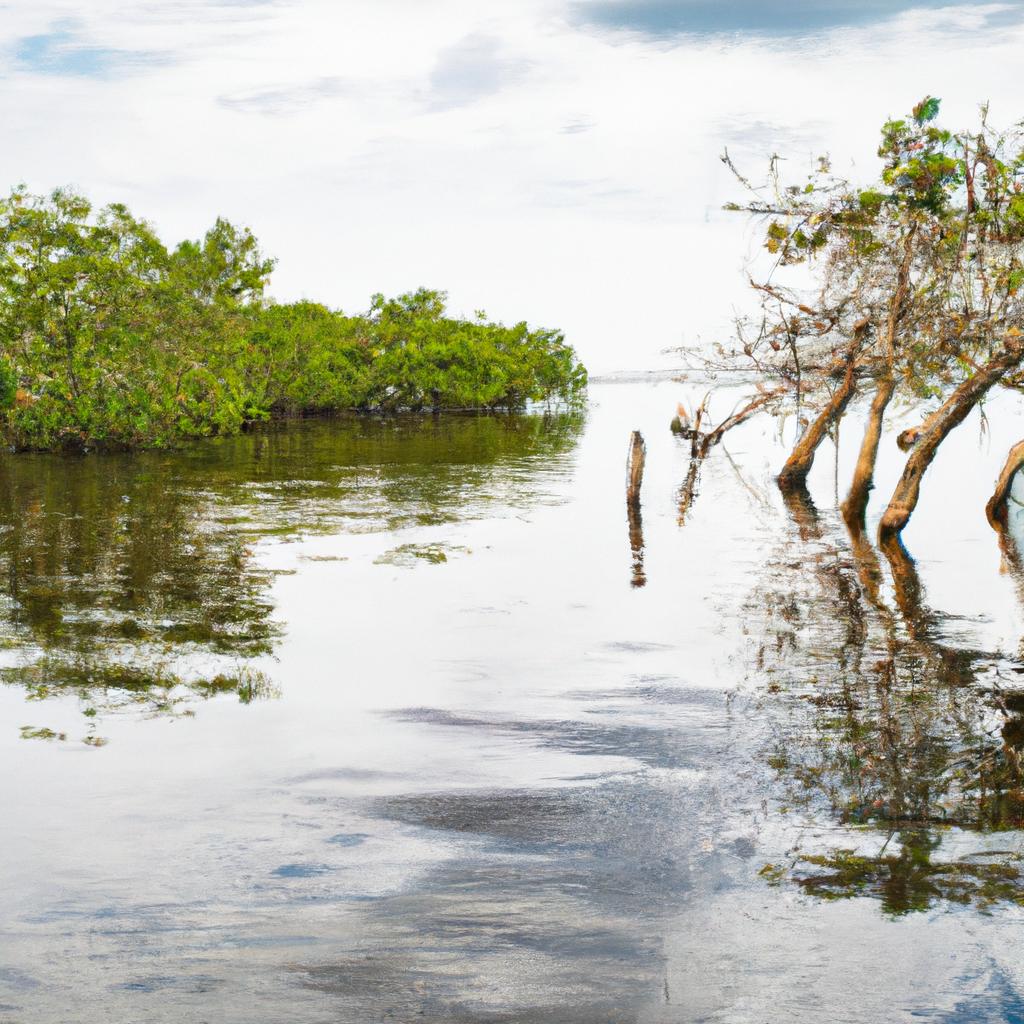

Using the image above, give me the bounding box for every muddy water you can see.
[1,380,1024,1023]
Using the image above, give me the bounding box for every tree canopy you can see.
[0,187,586,450]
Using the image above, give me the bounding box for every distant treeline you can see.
[0,187,587,450]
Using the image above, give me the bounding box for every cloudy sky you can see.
[2,0,1023,371]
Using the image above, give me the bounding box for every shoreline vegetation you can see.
[0,187,587,452]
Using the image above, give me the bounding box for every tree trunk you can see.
[777,358,858,490]
[841,375,897,528]
[878,341,1024,541]
[987,439,1024,529]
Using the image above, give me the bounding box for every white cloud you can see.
[0,0,1022,371]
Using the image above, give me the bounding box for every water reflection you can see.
[5,382,1024,1021]
[752,485,1024,914]
[0,412,583,740]
[627,500,646,588]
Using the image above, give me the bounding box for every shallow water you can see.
[2,381,1024,1023]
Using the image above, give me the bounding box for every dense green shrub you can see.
[0,187,586,450]
[0,358,15,410]
[355,289,587,412]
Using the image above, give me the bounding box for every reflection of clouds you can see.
[289,674,748,1020]
[219,76,355,115]
[426,33,532,111]
[559,118,596,134]
[711,117,827,156]
[389,698,718,770]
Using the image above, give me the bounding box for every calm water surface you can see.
[2,380,1024,1023]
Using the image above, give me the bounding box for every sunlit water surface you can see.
[2,380,1024,1023]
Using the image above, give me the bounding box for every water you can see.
[2,381,1024,1023]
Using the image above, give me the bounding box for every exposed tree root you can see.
[879,340,1024,541]
[841,376,897,529]
[987,439,1024,530]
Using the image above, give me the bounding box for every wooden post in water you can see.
[626,431,646,509]
[626,431,646,588]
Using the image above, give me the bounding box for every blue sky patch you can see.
[15,22,155,77]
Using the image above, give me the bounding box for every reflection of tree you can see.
[794,834,1024,916]
[0,412,584,742]
[0,456,279,655]
[627,501,646,589]
[990,468,1024,663]
[0,452,284,740]
[753,486,1024,913]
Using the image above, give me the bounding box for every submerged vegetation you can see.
[0,187,586,450]
[680,98,1024,541]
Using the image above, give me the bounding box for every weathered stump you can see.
[626,431,646,509]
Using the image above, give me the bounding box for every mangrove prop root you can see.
[987,440,1024,530]
[879,340,1024,541]
[673,387,785,455]
[778,358,859,490]
[842,376,897,528]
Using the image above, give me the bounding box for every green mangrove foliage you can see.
[0,187,586,450]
